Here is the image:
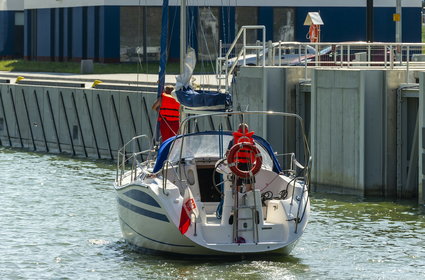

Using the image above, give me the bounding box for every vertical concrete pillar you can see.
[233,67,265,137]
[311,69,365,194]
[384,70,407,197]
[311,69,406,196]
[418,72,425,204]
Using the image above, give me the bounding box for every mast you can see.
[157,0,170,98]
[395,0,402,43]
[180,0,187,74]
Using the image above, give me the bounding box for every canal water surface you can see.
[0,147,424,279]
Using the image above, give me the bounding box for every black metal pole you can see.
[111,95,124,148]
[9,88,23,148]
[47,91,62,153]
[126,96,142,152]
[366,0,374,42]
[97,94,113,160]
[0,89,12,147]
[208,116,215,131]
[84,93,100,159]
[71,92,87,157]
[21,89,36,151]
[33,90,49,152]
[142,96,154,138]
[60,91,75,156]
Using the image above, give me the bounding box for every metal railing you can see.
[216,25,266,92]
[276,42,425,82]
[219,34,425,84]
[116,135,153,186]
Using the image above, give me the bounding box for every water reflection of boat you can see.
[114,110,311,255]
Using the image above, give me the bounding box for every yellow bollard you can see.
[91,80,103,88]
[15,76,25,83]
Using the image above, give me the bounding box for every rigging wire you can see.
[136,0,142,87]
[198,6,218,88]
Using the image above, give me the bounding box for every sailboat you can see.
[114,0,311,256]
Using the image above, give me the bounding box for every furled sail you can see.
[174,48,232,111]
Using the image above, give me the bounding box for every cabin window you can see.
[197,167,221,202]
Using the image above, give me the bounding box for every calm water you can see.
[1,147,424,280]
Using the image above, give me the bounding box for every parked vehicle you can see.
[225,42,331,68]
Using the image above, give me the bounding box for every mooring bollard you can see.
[81,59,94,74]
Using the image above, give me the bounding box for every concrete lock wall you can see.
[0,66,422,200]
[310,69,405,196]
[264,67,307,158]
[0,84,158,160]
[418,72,425,204]
[234,66,308,167]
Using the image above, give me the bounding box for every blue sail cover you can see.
[175,87,232,111]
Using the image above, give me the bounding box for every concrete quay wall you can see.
[0,84,158,160]
[0,67,422,202]
[235,66,419,201]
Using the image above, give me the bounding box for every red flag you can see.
[178,188,198,234]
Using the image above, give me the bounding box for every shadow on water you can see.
[107,239,303,263]
[105,240,310,279]
[0,146,115,170]
[310,192,425,222]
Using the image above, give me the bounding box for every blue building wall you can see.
[168,6,199,62]
[71,7,84,61]
[87,6,99,60]
[23,10,30,59]
[258,7,273,42]
[54,8,63,61]
[17,5,423,62]
[295,7,421,43]
[36,9,53,60]
[23,6,120,62]
[0,11,16,57]
[63,8,72,61]
[98,6,120,62]
[170,6,237,61]
[169,6,180,61]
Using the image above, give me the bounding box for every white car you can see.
[225,42,331,68]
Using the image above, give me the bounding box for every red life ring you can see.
[227,142,263,178]
[307,24,319,43]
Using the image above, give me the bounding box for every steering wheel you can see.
[212,158,232,195]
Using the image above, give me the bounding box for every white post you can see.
[396,0,402,43]
[180,0,187,74]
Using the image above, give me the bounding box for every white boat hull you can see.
[115,178,309,256]
[114,111,312,256]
